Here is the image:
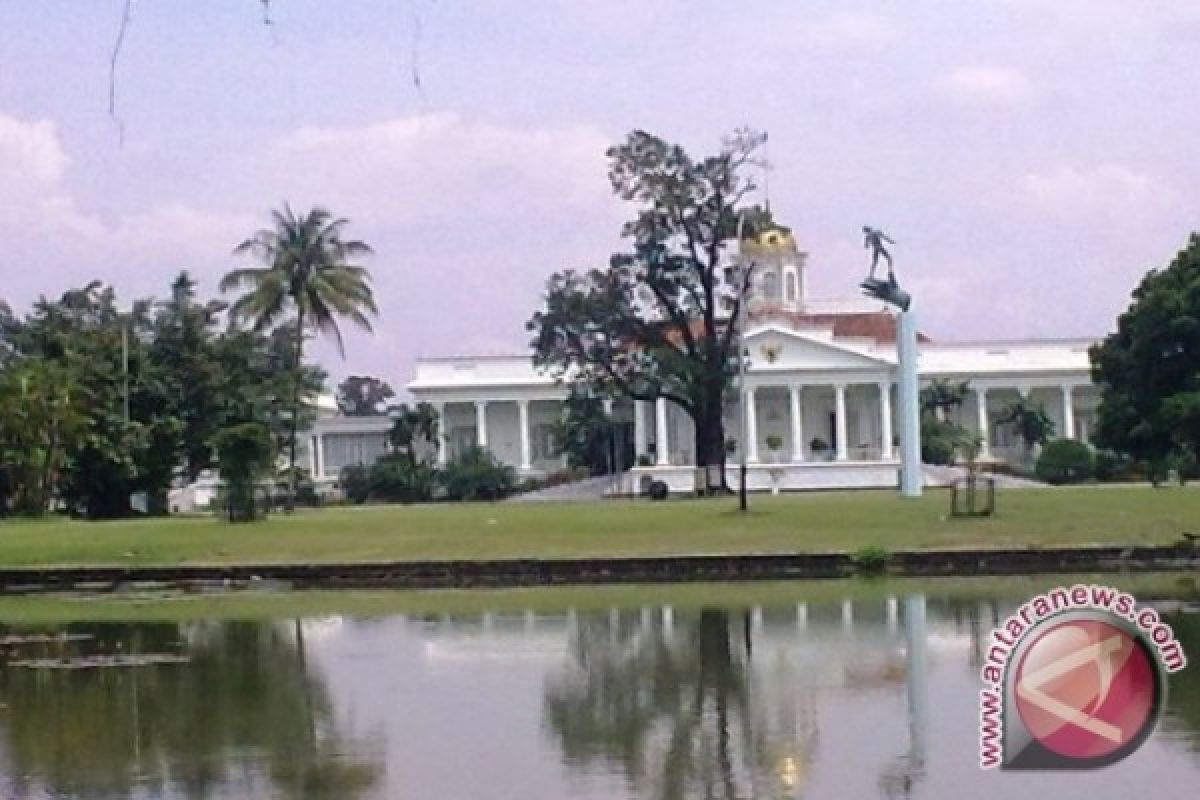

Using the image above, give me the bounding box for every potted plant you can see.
[809,437,830,461]
[765,434,784,463]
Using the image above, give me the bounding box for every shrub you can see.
[339,464,371,504]
[920,416,969,466]
[1035,438,1095,484]
[1093,449,1128,482]
[369,454,438,503]
[441,446,517,501]
[851,545,891,575]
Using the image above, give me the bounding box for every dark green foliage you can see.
[387,403,439,464]
[528,129,771,483]
[998,398,1055,459]
[850,545,891,575]
[336,375,395,416]
[1093,450,1137,482]
[0,359,89,515]
[920,379,969,417]
[0,275,326,517]
[920,416,970,466]
[441,446,516,502]
[553,388,618,475]
[213,423,274,522]
[1035,438,1096,484]
[1091,233,1200,471]
[338,464,372,505]
[367,454,438,503]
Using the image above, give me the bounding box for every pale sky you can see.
[2,1,1197,392]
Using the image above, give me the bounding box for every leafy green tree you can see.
[528,129,770,485]
[336,375,395,416]
[11,283,157,517]
[387,402,440,468]
[1092,234,1200,478]
[998,398,1055,462]
[920,379,969,419]
[0,359,89,514]
[553,387,618,475]
[221,205,376,509]
[148,272,229,483]
[213,422,274,522]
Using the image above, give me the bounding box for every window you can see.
[785,272,797,302]
[762,271,779,300]
[451,427,477,458]
[532,423,559,461]
[322,433,389,473]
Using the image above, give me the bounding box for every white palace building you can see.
[304,225,1098,494]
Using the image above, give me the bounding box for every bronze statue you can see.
[860,226,910,311]
[863,226,895,283]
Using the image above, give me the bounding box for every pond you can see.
[0,574,1197,799]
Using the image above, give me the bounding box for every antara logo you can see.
[978,584,1187,770]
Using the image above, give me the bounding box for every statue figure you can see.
[862,226,896,284]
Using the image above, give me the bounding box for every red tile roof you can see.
[750,309,932,344]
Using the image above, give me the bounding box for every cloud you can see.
[269,113,617,228]
[1020,163,1173,223]
[0,113,68,186]
[0,111,253,306]
[936,66,1034,106]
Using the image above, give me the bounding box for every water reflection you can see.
[0,620,380,799]
[0,579,1196,799]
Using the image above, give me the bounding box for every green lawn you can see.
[0,485,1195,568]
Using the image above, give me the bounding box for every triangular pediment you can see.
[743,324,895,371]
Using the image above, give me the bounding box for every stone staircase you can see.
[507,474,625,503]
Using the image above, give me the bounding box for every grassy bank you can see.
[0,486,1195,568]
[0,571,1196,624]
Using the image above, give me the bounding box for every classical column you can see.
[655,397,670,466]
[975,387,990,457]
[310,435,320,479]
[434,403,448,466]
[879,381,893,460]
[789,385,804,462]
[834,383,848,461]
[518,399,532,470]
[1061,385,1076,440]
[634,400,649,461]
[474,400,489,448]
[746,387,759,464]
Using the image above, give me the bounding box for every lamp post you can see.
[120,304,130,424]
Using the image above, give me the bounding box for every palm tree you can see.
[220,205,376,509]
